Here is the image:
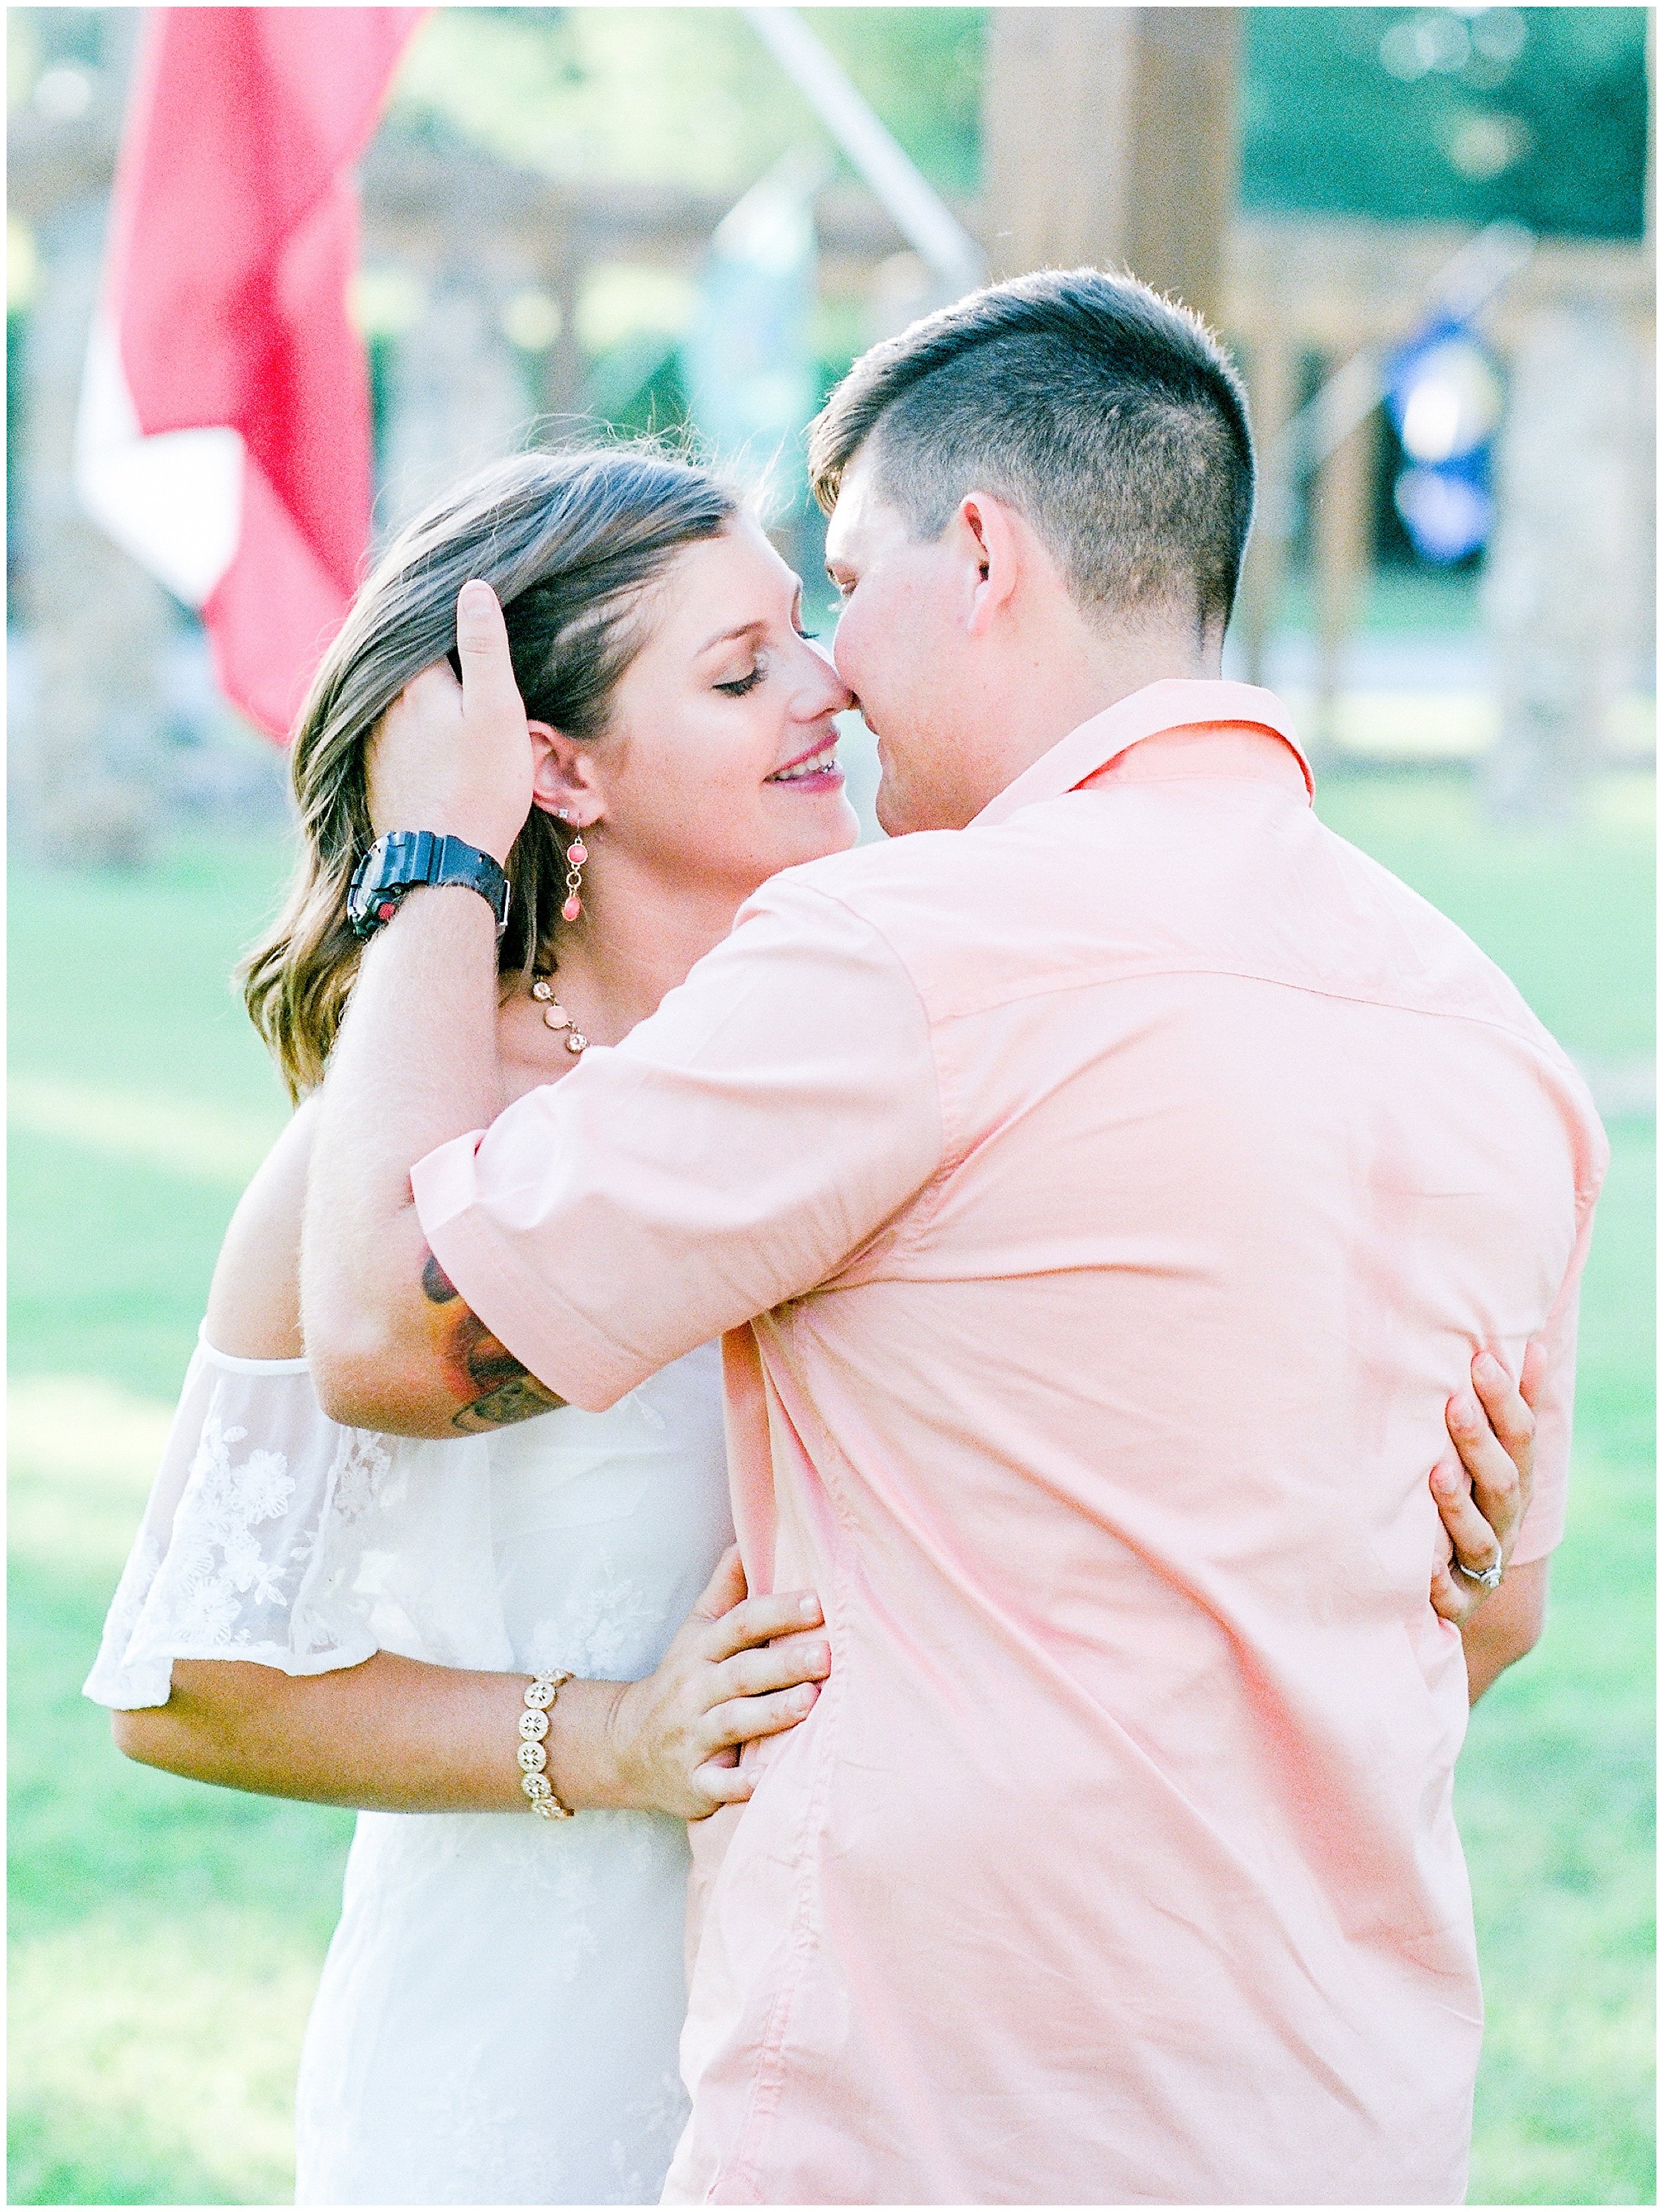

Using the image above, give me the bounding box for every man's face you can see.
[824,449,981,837]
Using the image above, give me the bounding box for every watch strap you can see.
[349,831,512,939]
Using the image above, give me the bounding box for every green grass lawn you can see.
[9,775,1656,2205]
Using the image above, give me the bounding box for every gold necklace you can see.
[530,974,589,1055]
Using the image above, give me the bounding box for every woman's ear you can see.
[527,721,605,828]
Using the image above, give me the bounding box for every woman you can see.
[85,446,859,2205]
[87,442,1521,2206]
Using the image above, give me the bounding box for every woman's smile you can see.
[766,734,845,792]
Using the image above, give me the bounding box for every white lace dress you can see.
[84,1331,734,2206]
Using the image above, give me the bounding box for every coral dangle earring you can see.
[529,812,592,1055]
[561,833,588,924]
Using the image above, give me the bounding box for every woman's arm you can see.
[112,1549,829,1820]
[122,1103,830,1818]
[1459,1558,1549,1706]
[1427,1345,1551,1703]
[204,1091,316,1359]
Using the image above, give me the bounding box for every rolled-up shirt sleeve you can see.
[412,875,944,1411]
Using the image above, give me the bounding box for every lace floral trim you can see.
[88,1402,396,1702]
[329,1427,395,1526]
[86,1527,167,1699]
[140,1408,309,1645]
[287,1426,396,1659]
[526,1560,669,1683]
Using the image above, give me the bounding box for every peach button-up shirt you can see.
[414,681,1605,2206]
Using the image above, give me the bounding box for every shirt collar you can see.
[973,679,1313,830]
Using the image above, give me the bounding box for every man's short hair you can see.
[809,268,1255,634]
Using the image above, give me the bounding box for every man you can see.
[305,271,1605,2203]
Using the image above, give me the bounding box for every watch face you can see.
[349,833,508,936]
[348,844,395,934]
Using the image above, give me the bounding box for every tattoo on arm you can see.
[420,1249,565,1432]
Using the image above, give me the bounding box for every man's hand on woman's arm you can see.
[303,583,550,1437]
[1427,1341,1550,1703]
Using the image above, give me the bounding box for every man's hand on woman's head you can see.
[1429,1341,1544,1628]
[365,581,535,865]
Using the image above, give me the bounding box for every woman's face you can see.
[571,517,859,900]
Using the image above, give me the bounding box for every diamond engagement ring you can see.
[1457,1558,1504,1590]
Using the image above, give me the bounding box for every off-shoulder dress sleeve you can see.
[84,1331,394,1710]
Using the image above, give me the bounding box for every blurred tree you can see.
[385,7,984,200]
[11,6,1648,244]
[1241,8,1650,239]
[382,7,1647,241]
[9,4,108,89]
[804,7,983,198]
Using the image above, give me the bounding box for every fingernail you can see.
[795,1687,818,1711]
[459,579,492,614]
[1475,1351,1504,1381]
[798,1594,822,1622]
[808,1642,832,1673]
[1450,1395,1479,1429]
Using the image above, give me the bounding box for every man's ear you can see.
[955,491,1022,637]
[528,722,605,827]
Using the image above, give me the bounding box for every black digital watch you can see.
[347,831,512,940]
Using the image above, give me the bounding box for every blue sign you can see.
[1385,315,1505,564]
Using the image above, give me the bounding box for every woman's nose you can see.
[798,632,855,715]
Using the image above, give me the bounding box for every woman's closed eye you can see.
[714,628,819,698]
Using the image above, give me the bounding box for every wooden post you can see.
[981,7,1240,331]
[1482,304,1639,820]
[17,198,170,865]
[982,11,1134,280]
[541,242,585,423]
[1311,378,1375,752]
[378,269,533,529]
[1236,328,1299,686]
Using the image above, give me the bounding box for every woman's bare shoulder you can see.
[203,1096,319,1361]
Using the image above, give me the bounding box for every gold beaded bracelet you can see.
[517,1668,575,1820]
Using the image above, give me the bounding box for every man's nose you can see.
[800,633,855,716]
[825,628,862,714]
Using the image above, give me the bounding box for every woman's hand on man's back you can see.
[601,1548,831,1821]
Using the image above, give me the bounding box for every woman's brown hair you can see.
[241,446,737,1100]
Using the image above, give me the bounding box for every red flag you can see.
[76,7,424,740]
